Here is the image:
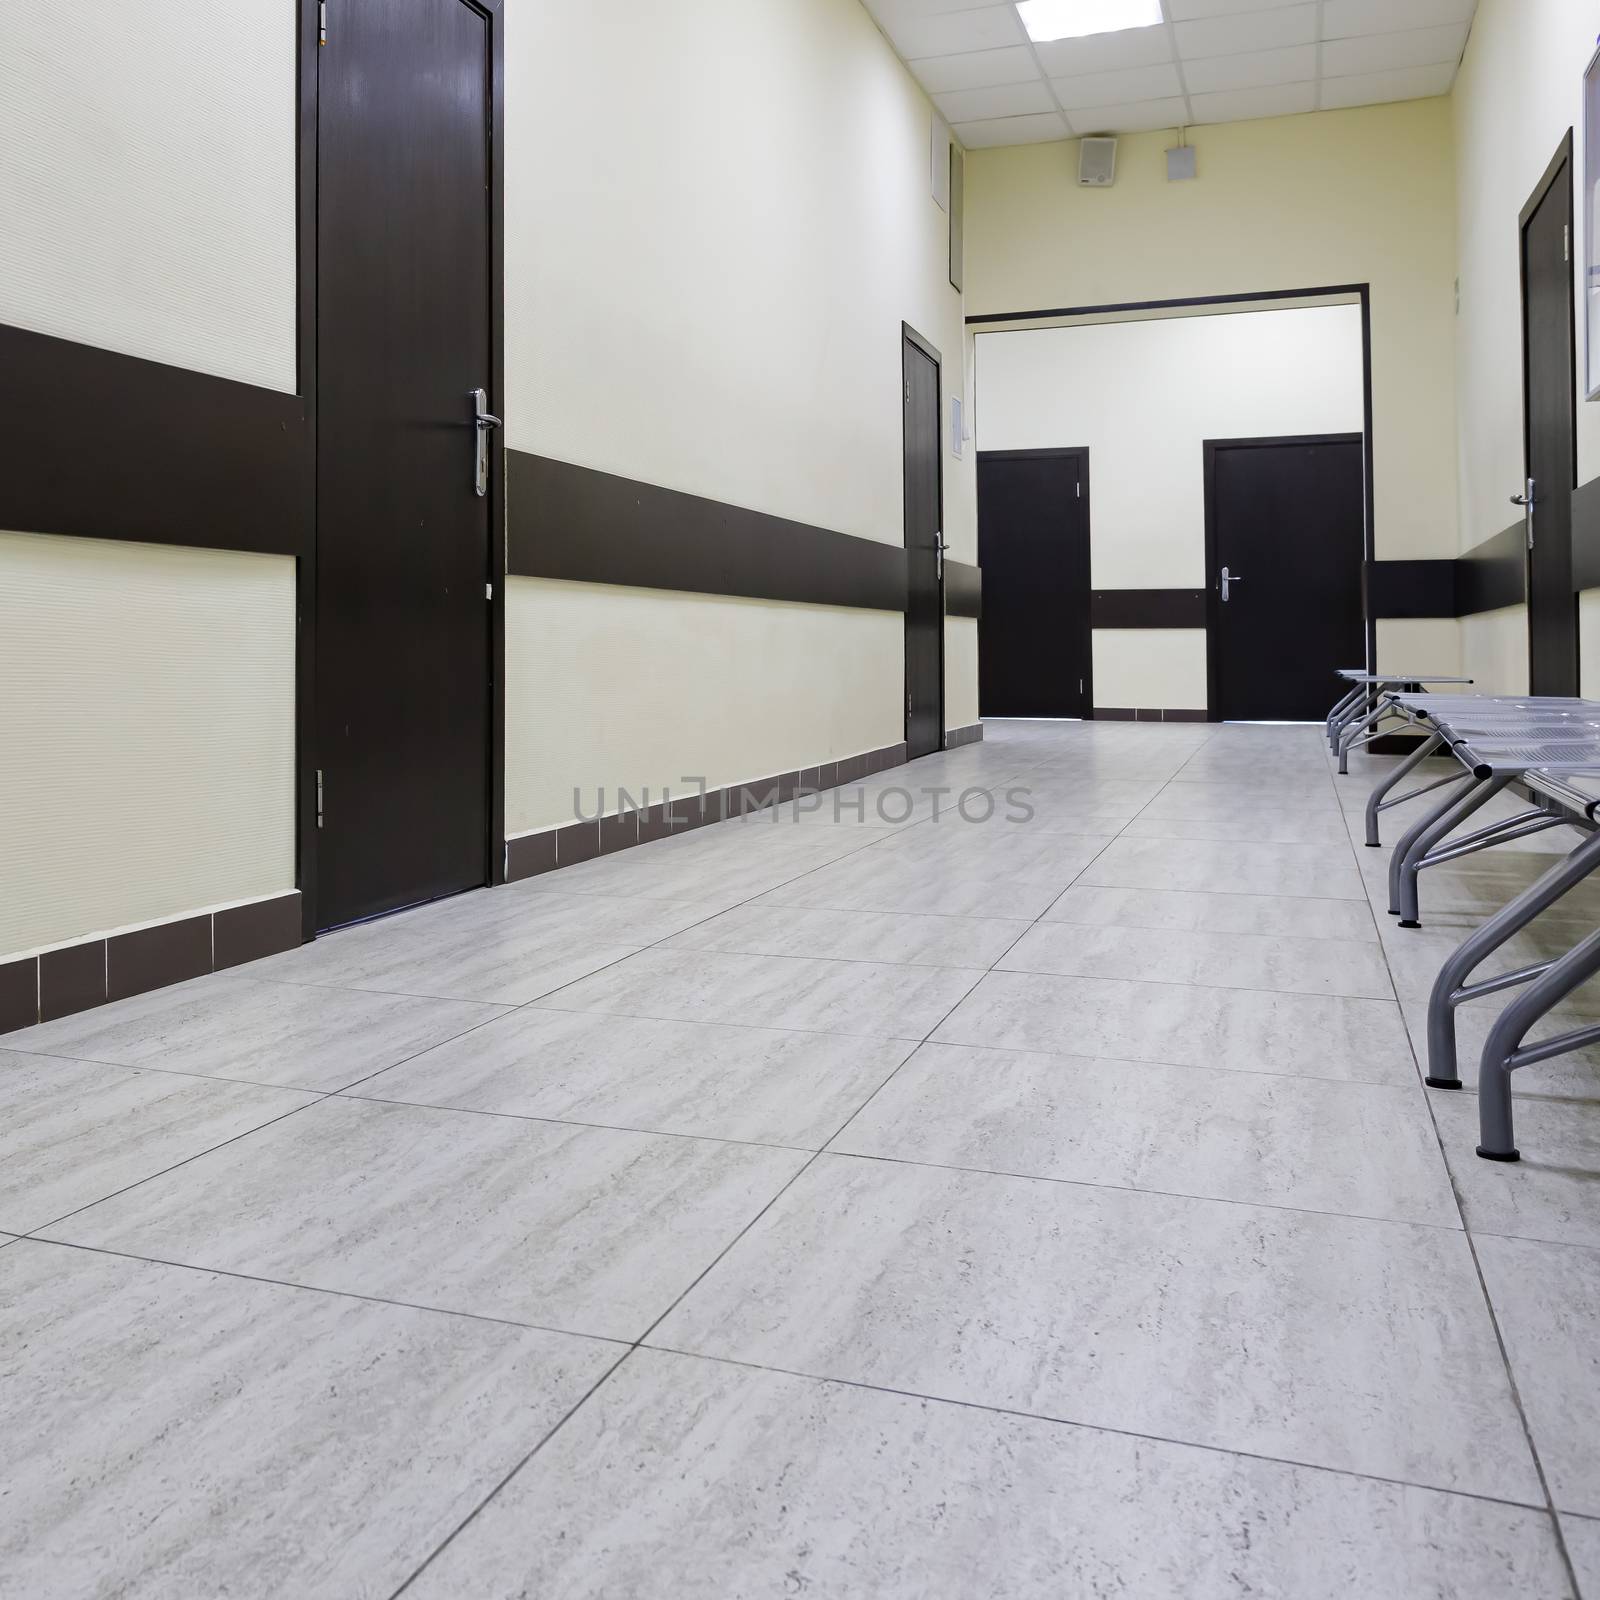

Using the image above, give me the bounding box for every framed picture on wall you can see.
[1584,40,1600,398]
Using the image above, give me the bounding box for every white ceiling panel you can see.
[872,0,1480,147]
[1188,80,1318,123]
[1072,95,1191,133]
[1322,22,1468,77]
[1030,25,1172,76]
[880,5,1024,59]
[1053,61,1184,109]
[1183,44,1316,93]
[951,110,1071,146]
[908,45,1038,91]
[1320,60,1456,108]
[934,80,1055,121]
[1175,5,1317,58]
[1321,0,1476,39]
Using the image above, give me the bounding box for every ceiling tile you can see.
[1071,95,1191,134]
[1321,0,1476,39]
[1052,61,1184,110]
[880,5,1026,59]
[1168,0,1310,18]
[1183,44,1316,94]
[1322,22,1469,78]
[864,0,1013,18]
[934,80,1055,121]
[908,45,1041,92]
[1031,25,1172,76]
[1175,4,1316,59]
[952,111,1070,147]
[1188,80,1316,123]
[1319,60,1456,108]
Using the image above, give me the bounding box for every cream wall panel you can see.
[504,579,904,837]
[976,305,1363,589]
[1453,0,1600,553]
[1375,618,1464,680]
[0,0,296,391]
[965,100,1457,560]
[1460,604,1530,697]
[505,0,972,560]
[1092,629,1208,711]
[944,618,979,730]
[1579,591,1600,699]
[0,533,296,958]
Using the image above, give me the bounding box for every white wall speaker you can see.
[1078,136,1117,188]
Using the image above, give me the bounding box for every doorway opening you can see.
[902,323,945,760]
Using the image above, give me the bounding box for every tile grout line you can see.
[1336,747,1582,1594]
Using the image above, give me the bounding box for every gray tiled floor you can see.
[1,719,1593,1597]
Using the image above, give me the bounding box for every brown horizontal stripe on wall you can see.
[1089,589,1207,628]
[0,323,310,557]
[945,722,984,748]
[1458,521,1527,615]
[945,561,983,619]
[1365,559,1457,619]
[1572,476,1600,591]
[506,451,909,611]
[504,741,913,884]
[1,892,302,1032]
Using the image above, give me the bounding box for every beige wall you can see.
[1581,590,1600,698]
[503,0,975,834]
[965,99,1458,565]
[1451,0,1598,693]
[976,304,1364,711]
[0,533,296,959]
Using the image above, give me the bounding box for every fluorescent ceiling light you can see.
[1015,0,1164,43]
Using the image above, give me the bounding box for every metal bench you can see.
[1423,766,1600,1162]
[1325,669,1473,774]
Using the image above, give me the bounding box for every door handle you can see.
[1510,477,1536,549]
[1220,565,1242,602]
[470,388,501,497]
[934,531,946,580]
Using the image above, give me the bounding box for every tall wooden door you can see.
[903,329,944,759]
[1206,436,1366,722]
[977,449,1091,717]
[1520,138,1578,695]
[315,0,495,929]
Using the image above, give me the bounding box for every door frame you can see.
[975,445,1093,717]
[296,0,507,939]
[1202,432,1367,721]
[901,321,946,752]
[1518,128,1579,695]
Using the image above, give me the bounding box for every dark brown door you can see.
[977,449,1090,717]
[1520,140,1578,695]
[903,330,944,759]
[316,0,493,929]
[1207,436,1366,722]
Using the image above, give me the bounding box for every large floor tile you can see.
[1124,808,1352,844]
[539,947,982,1040]
[1432,1093,1600,1248]
[1044,883,1377,940]
[352,1007,910,1148]
[831,1042,1457,1226]
[0,1240,616,1600]
[1475,1234,1600,1517]
[403,1348,1568,1600]
[996,921,1393,999]
[652,1156,1537,1501]
[1081,836,1365,899]
[0,1051,312,1233]
[1563,1515,1600,1599]
[935,970,1415,1085]
[0,972,506,1090]
[44,1096,805,1339]
[658,903,1024,969]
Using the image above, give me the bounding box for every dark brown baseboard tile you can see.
[504,740,912,884]
[1,891,302,1035]
[1097,707,1208,723]
[944,723,984,749]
